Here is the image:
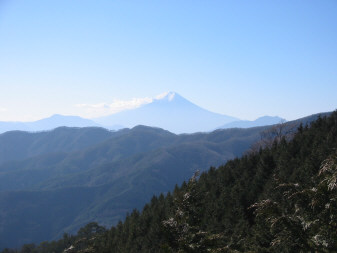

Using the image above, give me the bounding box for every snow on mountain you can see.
[96,92,238,133]
[0,92,285,134]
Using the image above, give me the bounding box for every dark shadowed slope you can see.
[3,111,336,253]
[0,112,330,249]
[0,127,116,164]
[0,126,263,248]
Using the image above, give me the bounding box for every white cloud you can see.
[75,97,153,117]
[155,91,170,100]
[75,92,176,118]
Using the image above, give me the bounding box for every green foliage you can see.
[162,171,227,252]
[252,151,337,252]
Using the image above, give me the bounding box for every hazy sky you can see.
[1,0,336,121]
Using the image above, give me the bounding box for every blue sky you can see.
[0,0,336,121]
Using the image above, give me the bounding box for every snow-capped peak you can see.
[155,91,176,101]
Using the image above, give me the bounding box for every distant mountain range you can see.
[0,114,100,133]
[0,125,264,248]
[95,92,238,133]
[0,92,285,134]
[0,112,328,249]
[217,116,285,129]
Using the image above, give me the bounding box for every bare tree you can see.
[249,120,298,154]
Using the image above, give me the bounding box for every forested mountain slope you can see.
[0,127,116,164]
[0,112,331,250]
[7,111,336,253]
[0,125,265,249]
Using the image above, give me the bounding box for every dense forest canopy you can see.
[2,111,337,252]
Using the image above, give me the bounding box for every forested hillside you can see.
[0,124,269,249]
[0,127,116,164]
[3,111,336,252]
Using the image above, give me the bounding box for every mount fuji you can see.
[0,92,285,134]
[95,92,238,133]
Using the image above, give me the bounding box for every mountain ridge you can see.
[0,111,330,249]
[0,115,101,134]
[0,92,287,134]
[95,92,239,133]
[217,115,285,129]
[0,124,266,248]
